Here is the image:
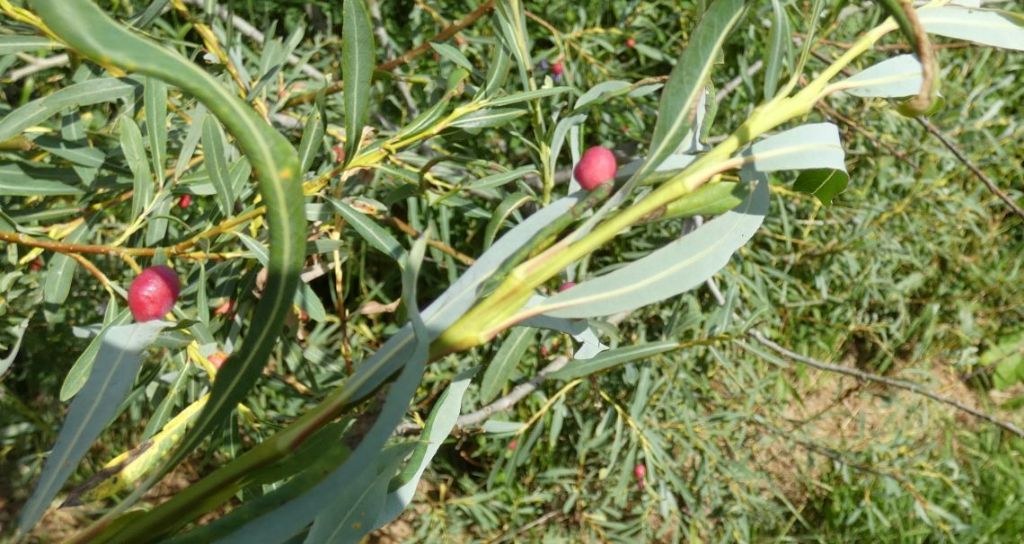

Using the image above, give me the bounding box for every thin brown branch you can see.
[386,216,475,266]
[283,0,497,108]
[747,330,1024,439]
[914,117,1024,221]
[0,231,234,261]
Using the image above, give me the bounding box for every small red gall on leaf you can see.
[508,439,518,451]
[634,463,646,480]
[30,257,44,271]
[332,145,346,163]
[574,146,617,191]
[539,345,550,358]
[559,281,576,292]
[127,265,181,322]
[178,194,192,209]
[208,351,228,369]
[551,60,564,76]
[626,37,636,48]
[214,299,235,316]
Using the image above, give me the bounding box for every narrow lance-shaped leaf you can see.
[0,35,62,54]
[144,77,168,188]
[0,319,30,377]
[225,237,432,543]
[342,0,374,164]
[373,368,475,530]
[838,54,923,98]
[201,115,235,216]
[483,192,534,249]
[120,117,153,219]
[297,107,324,174]
[327,198,404,261]
[763,0,790,100]
[480,327,536,403]
[60,307,133,401]
[0,77,140,141]
[43,221,90,312]
[17,321,167,537]
[918,5,1024,52]
[536,176,769,319]
[611,0,746,204]
[742,122,849,205]
[548,341,682,381]
[0,163,85,196]
[33,1,308,517]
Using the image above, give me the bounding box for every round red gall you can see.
[574,146,618,191]
[127,265,181,322]
[508,439,518,451]
[559,281,576,292]
[214,299,235,317]
[551,60,564,76]
[208,351,228,369]
[332,145,346,163]
[626,37,636,49]
[634,463,646,480]
[178,194,192,209]
[30,257,44,271]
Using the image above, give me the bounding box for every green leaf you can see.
[493,0,532,90]
[375,369,474,529]
[840,54,923,98]
[467,165,537,190]
[484,192,534,249]
[0,319,30,378]
[297,107,324,174]
[0,162,86,196]
[480,327,536,403]
[622,0,746,192]
[201,115,235,216]
[793,169,849,206]
[173,104,206,180]
[487,87,570,107]
[574,80,632,110]
[144,77,168,188]
[744,122,848,204]
[31,134,106,168]
[120,117,153,218]
[224,238,432,543]
[0,77,140,141]
[537,176,768,318]
[327,198,404,261]
[481,45,512,97]
[342,0,374,163]
[43,221,90,311]
[450,107,527,129]
[919,5,1024,51]
[164,423,354,543]
[744,122,846,173]
[763,0,790,100]
[657,181,750,221]
[548,341,682,381]
[17,321,167,537]
[60,307,133,401]
[430,42,474,71]
[0,35,62,54]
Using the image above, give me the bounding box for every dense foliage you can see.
[1,0,1023,542]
